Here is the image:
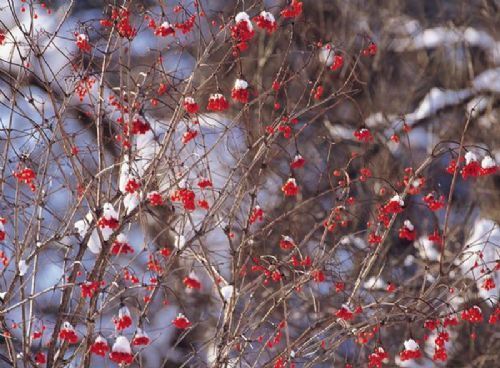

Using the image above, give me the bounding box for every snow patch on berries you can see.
[235,12,252,28]
[290,154,305,169]
[132,328,150,346]
[207,93,229,111]
[282,178,299,196]
[279,235,296,250]
[183,97,199,114]
[172,313,191,329]
[231,12,255,52]
[260,11,275,23]
[81,203,119,254]
[399,220,416,241]
[480,155,497,175]
[399,339,422,361]
[464,151,478,164]
[233,79,248,90]
[110,336,133,365]
[112,233,134,255]
[354,128,373,142]
[116,233,128,243]
[254,11,277,33]
[155,21,175,37]
[231,79,250,103]
[481,155,496,169]
[76,33,91,52]
[404,339,419,351]
[91,335,109,356]
[184,272,202,291]
[0,218,5,242]
[403,220,414,231]
[391,195,404,206]
[59,321,78,344]
[335,304,354,320]
[114,306,133,331]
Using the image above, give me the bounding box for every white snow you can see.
[390,194,404,206]
[119,155,131,193]
[209,93,224,100]
[87,224,114,254]
[377,68,500,132]
[119,305,131,318]
[403,220,414,231]
[135,327,148,338]
[403,254,415,267]
[340,303,352,312]
[408,88,472,123]
[187,271,200,283]
[100,226,113,241]
[220,285,234,302]
[116,233,128,244]
[233,79,248,90]
[404,338,420,351]
[363,276,387,290]
[414,236,440,261]
[365,112,393,128]
[18,260,28,276]
[0,24,32,75]
[323,120,354,139]
[112,336,132,354]
[174,234,186,249]
[95,335,107,344]
[318,45,334,66]
[87,229,102,254]
[160,21,172,29]
[464,151,478,164]
[340,235,368,250]
[74,212,93,237]
[63,321,75,331]
[259,11,275,23]
[102,203,118,220]
[234,12,251,24]
[481,155,496,169]
[124,192,140,215]
[411,179,422,189]
[472,68,500,92]
[390,25,500,63]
